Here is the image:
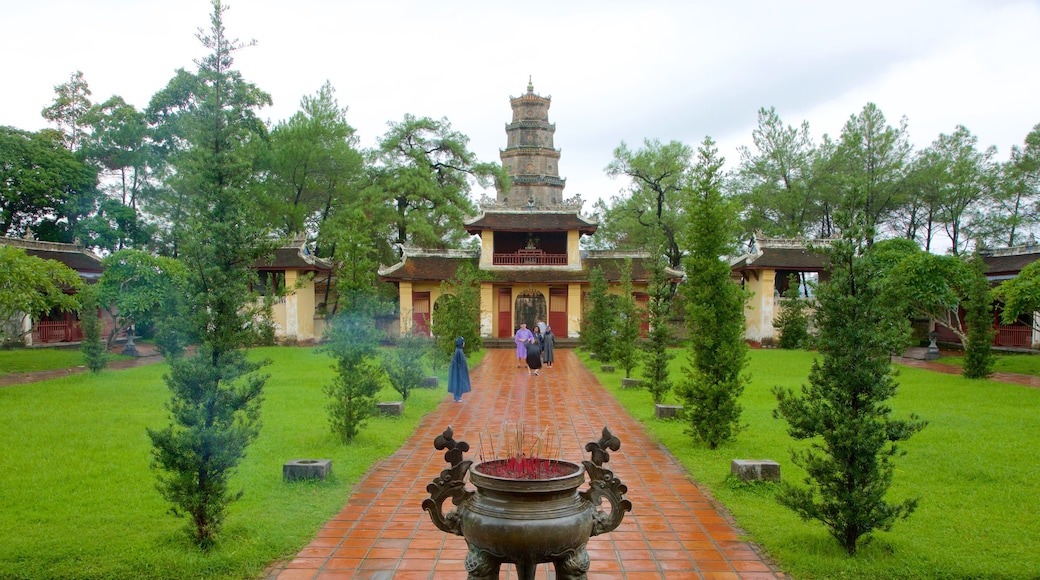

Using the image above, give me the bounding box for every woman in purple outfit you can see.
[514,323,535,368]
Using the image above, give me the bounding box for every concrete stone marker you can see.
[419,376,439,388]
[654,404,683,419]
[621,378,643,389]
[600,365,615,372]
[589,353,598,360]
[731,459,781,482]
[376,401,404,416]
[284,459,332,482]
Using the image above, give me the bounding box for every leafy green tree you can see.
[0,126,98,240]
[599,139,692,268]
[822,103,911,244]
[995,260,1040,335]
[675,137,748,449]
[612,259,642,378]
[895,148,945,251]
[0,245,82,346]
[927,126,996,256]
[78,285,107,372]
[580,266,615,362]
[369,115,503,250]
[78,95,157,252]
[146,0,272,548]
[640,251,676,404]
[430,261,486,361]
[962,250,996,379]
[991,123,1040,247]
[321,306,385,443]
[261,81,365,246]
[735,107,821,238]
[382,331,433,402]
[324,206,394,315]
[41,70,93,152]
[95,249,186,349]
[773,275,812,349]
[773,216,926,556]
[867,238,972,343]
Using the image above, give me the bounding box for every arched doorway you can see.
[514,290,546,332]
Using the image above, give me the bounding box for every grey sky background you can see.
[2,0,1038,207]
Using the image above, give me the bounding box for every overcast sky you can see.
[3,0,1038,207]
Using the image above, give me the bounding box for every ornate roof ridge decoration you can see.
[584,249,652,259]
[468,198,597,222]
[751,232,838,250]
[0,235,98,257]
[476,194,586,210]
[979,237,1039,258]
[402,246,480,258]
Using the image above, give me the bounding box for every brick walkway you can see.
[268,349,785,580]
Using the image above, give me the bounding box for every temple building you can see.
[379,81,680,339]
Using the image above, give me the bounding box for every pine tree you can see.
[78,286,107,373]
[146,0,272,548]
[773,222,927,555]
[773,274,812,350]
[612,259,642,378]
[431,262,486,361]
[640,249,675,404]
[322,297,385,443]
[581,266,615,362]
[962,249,995,379]
[675,138,748,449]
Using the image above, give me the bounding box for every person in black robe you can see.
[525,338,542,376]
[543,326,555,368]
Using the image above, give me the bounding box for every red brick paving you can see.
[267,349,786,579]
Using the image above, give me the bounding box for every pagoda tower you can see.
[498,78,567,207]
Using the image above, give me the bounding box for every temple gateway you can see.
[379,81,680,339]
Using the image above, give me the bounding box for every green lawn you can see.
[0,346,102,376]
[0,346,478,580]
[582,349,1040,580]
[935,352,1040,377]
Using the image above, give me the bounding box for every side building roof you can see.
[980,243,1040,278]
[379,248,680,285]
[255,238,334,272]
[0,237,104,280]
[464,208,597,235]
[730,234,831,273]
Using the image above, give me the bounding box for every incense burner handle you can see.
[582,427,632,537]
[422,427,473,536]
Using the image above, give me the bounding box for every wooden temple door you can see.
[548,287,568,337]
[498,288,513,337]
[412,292,431,336]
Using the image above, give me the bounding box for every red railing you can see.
[32,321,84,343]
[492,250,567,266]
[995,325,1034,348]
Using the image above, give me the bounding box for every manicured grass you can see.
[936,352,1040,377]
[0,346,481,580]
[581,349,1040,580]
[0,347,91,376]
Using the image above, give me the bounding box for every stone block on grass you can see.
[376,402,404,416]
[283,459,332,482]
[600,365,615,372]
[654,404,683,419]
[731,459,781,482]
[621,378,643,389]
[419,376,439,388]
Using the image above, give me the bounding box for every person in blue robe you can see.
[448,336,471,403]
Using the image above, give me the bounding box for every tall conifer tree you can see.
[773,213,927,555]
[676,138,748,449]
[147,0,273,548]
